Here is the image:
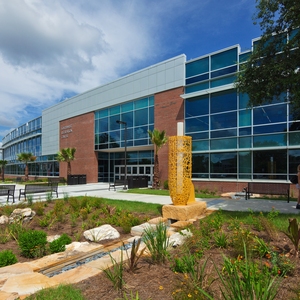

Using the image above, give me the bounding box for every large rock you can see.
[9,208,36,223]
[83,224,120,242]
[162,201,207,221]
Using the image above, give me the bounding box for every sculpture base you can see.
[162,202,207,221]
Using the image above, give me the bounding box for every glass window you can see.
[239,127,251,136]
[253,133,287,147]
[109,106,120,116]
[99,117,108,132]
[189,132,209,140]
[186,57,209,77]
[253,123,287,134]
[192,153,209,173]
[186,116,209,133]
[211,112,237,130]
[210,75,236,88]
[109,115,121,130]
[239,110,251,126]
[239,137,251,148]
[134,126,148,139]
[149,106,154,124]
[192,140,209,151]
[121,102,133,112]
[239,93,249,109]
[289,132,300,145]
[253,104,286,125]
[210,152,237,174]
[211,138,237,150]
[121,112,133,127]
[211,129,237,138]
[253,149,287,175]
[211,90,237,113]
[134,108,148,126]
[186,73,209,85]
[211,48,237,71]
[239,151,251,174]
[211,66,237,78]
[289,149,300,175]
[239,52,251,63]
[185,95,209,117]
[185,82,209,93]
[135,98,148,109]
[149,96,154,106]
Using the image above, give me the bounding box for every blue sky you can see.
[0,0,262,146]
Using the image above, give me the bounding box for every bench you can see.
[19,183,59,201]
[0,185,16,203]
[245,182,290,202]
[109,179,127,191]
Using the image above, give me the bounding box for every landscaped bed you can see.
[1,196,300,299]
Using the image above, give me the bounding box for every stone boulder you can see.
[9,208,36,223]
[83,224,120,242]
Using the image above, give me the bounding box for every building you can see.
[2,36,300,194]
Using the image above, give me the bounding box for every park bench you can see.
[244,182,290,202]
[0,185,16,203]
[109,179,127,191]
[19,183,59,201]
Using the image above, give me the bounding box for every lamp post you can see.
[116,120,127,190]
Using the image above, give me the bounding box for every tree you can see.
[235,0,300,108]
[148,129,168,189]
[0,160,7,182]
[56,148,76,176]
[17,153,36,181]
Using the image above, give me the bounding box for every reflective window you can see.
[185,95,209,117]
[186,57,209,77]
[134,108,148,126]
[211,66,237,78]
[135,98,148,109]
[210,75,236,88]
[239,137,251,148]
[189,132,209,140]
[192,153,209,173]
[239,127,251,136]
[253,104,286,125]
[211,129,237,138]
[253,133,287,147]
[211,48,237,71]
[211,112,237,130]
[186,73,209,85]
[253,123,287,134]
[120,112,133,127]
[185,82,209,93]
[192,140,209,151]
[239,109,251,126]
[210,152,237,174]
[289,132,300,145]
[211,138,237,150]
[239,93,249,109]
[211,90,237,113]
[186,116,209,133]
[121,102,133,112]
[239,151,251,173]
[109,106,120,115]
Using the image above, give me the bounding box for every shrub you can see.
[0,250,18,267]
[49,233,72,254]
[18,229,47,258]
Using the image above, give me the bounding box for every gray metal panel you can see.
[42,54,186,155]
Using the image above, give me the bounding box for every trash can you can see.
[78,174,87,184]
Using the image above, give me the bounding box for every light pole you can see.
[116,120,127,190]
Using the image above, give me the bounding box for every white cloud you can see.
[0,0,259,142]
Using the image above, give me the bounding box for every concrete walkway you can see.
[1,182,299,215]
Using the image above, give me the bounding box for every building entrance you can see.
[114,165,153,185]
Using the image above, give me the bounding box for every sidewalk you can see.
[1,183,299,215]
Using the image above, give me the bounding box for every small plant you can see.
[213,230,228,248]
[63,192,69,201]
[285,218,300,257]
[252,236,270,258]
[102,252,125,291]
[46,192,53,202]
[125,239,146,273]
[163,180,169,190]
[18,229,47,258]
[122,291,140,300]
[0,250,18,267]
[172,250,196,274]
[143,222,171,264]
[49,233,72,254]
[27,194,33,206]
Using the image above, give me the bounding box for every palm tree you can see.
[17,153,36,181]
[56,147,76,176]
[148,129,168,189]
[0,160,7,182]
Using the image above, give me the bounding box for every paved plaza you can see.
[0,182,299,215]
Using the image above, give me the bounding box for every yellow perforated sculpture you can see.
[168,135,195,205]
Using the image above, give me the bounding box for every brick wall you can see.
[154,87,184,186]
[59,112,98,183]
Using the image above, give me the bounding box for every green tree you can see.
[17,153,36,181]
[0,160,7,182]
[235,0,300,108]
[56,148,76,176]
[148,129,168,189]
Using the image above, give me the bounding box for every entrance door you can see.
[114,165,153,185]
